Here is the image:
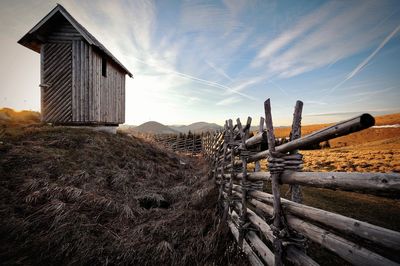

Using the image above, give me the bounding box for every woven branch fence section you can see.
[130,132,203,155]
[202,98,400,266]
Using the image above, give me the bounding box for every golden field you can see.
[302,137,400,173]
[274,112,400,148]
[272,113,400,173]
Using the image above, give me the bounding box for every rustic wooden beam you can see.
[245,131,267,147]
[231,209,274,266]
[243,113,375,163]
[220,171,400,193]
[232,185,400,252]
[228,194,319,266]
[287,214,398,266]
[242,192,399,266]
[227,220,264,266]
[281,171,400,193]
[247,231,275,266]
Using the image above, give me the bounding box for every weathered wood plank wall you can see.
[39,16,126,125]
[92,51,125,124]
[42,42,72,123]
[40,18,79,123]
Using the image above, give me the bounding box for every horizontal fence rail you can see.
[202,98,400,266]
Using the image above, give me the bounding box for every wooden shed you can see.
[18,4,133,126]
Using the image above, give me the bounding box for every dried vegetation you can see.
[0,124,246,265]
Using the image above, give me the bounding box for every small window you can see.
[102,57,107,77]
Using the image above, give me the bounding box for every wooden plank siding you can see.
[36,15,126,125]
[45,19,81,43]
[42,42,72,123]
[71,41,125,124]
[91,51,125,124]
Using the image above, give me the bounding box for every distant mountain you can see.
[170,122,222,133]
[134,121,179,134]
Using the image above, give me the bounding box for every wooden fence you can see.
[202,99,400,266]
[130,132,203,155]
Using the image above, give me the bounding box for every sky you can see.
[0,0,400,126]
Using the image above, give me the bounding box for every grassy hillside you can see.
[0,126,246,265]
[0,108,40,126]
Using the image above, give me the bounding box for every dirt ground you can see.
[0,125,247,265]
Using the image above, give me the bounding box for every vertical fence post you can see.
[237,117,252,247]
[289,101,303,203]
[221,121,230,221]
[192,134,195,156]
[184,134,187,154]
[218,123,227,201]
[236,118,245,247]
[264,99,285,266]
[251,117,265,195]
[255,117,265,172]
[228,119,235,218]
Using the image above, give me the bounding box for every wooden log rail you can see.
[238,113,376,165]
[203,98,400,266]
[218,171,400,194]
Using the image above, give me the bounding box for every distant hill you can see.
[134,121,179,134]
[0,108,40,125]
[170,122,222,133]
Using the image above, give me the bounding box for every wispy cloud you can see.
[304,101,327,106]
[230,76,265,94]
[348,86,395,97]
[252,1,335,67]
[347,24,400,80]
[131,56,256,100]
[328,23,400,94]
[180,1,239,34]
[305,111,365,117]
[267,80,289,96]
[216,96,242,106]
[252,1,399,80]
[205,60,234,82]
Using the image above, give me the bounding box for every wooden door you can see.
[41,42,72,123]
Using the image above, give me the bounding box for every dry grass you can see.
[301,137,400,173]
[274,112,400,148]
[0,124,247,265]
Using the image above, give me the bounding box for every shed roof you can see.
[18,4,133,78]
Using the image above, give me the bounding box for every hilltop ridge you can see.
[132,121,179,134]
[169,121,222,133]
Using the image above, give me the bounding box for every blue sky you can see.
[0,0,399,126]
